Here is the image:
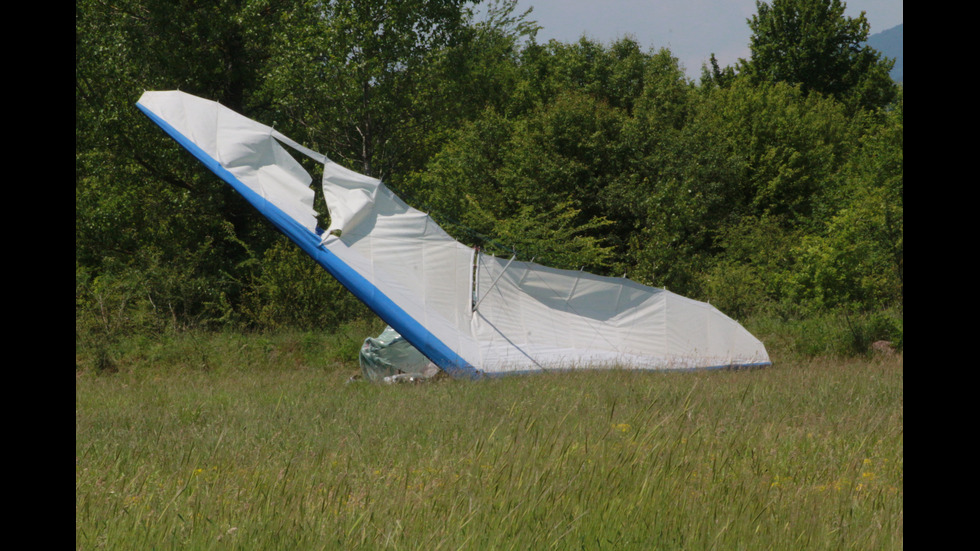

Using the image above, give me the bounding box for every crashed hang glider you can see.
[136,90,770,378]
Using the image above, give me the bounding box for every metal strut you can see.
[472,251,517,312]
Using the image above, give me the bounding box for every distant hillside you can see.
[867,24,903,82]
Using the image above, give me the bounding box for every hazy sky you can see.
[512,0,903,80]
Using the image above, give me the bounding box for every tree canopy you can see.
[77,0,903,350]
[740,0,897,111]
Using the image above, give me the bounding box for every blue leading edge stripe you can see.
[137,102,482,379]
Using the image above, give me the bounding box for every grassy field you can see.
[76,331,902,550]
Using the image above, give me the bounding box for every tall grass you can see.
[77,338,902,550]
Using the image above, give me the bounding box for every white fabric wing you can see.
[137,90,771,376]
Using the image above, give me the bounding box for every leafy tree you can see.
[257,0,496,179]
[787,91,903,311]
[428,0,540,119]
[242,239,370,329]
[412,99,621,273]
[700,53,736,89]
[76,0,280,334]
[741,0,896,111]
[409,38,692,274]
[625,79,861,297]
[699,215,801,319]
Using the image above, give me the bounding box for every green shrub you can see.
[241,239,369,330]
[746,308,903,362]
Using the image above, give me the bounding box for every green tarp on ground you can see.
[359,326,440,382]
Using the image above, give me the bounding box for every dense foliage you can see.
[76,0,902,357]
[740,0,897,112]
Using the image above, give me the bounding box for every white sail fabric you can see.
[138,91,320,233]
[137,91,770,377]
[470,255,768,372]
